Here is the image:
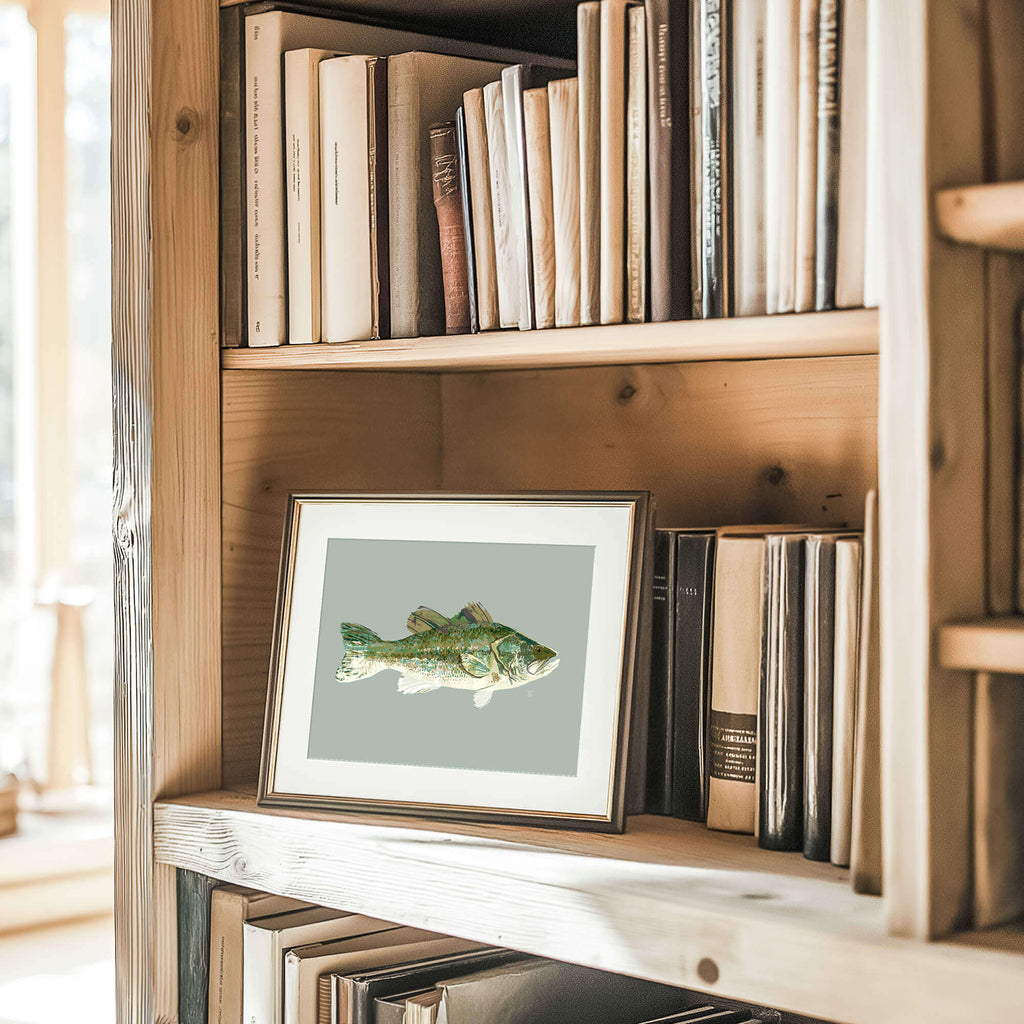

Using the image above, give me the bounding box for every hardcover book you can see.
[463,88,499,331]
[793,0,820,313]
[524,86,556,330]
[484,80,520,328]
[429,121,473,335]
[547,77,581,327]
[813,0,840,311]
[455,108,479,334]
[647,529,678,815]
[625,5,648,324]
[577,2,602,325]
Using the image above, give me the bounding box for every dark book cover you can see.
[814,0,841,311]
[759,535,806,851]
[219,3,246,347]
[647,529,678,815]
[804,534,837,861]
[646,0,692,322]
[177,868,216,1024]
[429,122,473,335]
[367,55,391,340]
[456,106,479,333]
[699,0,730,318]
[671,531,716,822]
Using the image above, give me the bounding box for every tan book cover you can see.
[625,4,647,324]
[463,88,499,330]
[524,87,556,330]
[548,77,581,327]
[599,0,628,325]
[577,2,601,326]
[484,80,520,328]
[793,0,819,312]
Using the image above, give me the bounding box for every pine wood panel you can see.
[221,371,444,788]
[221,309,879,371]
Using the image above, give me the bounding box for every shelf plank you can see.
[154,789,1023,1024]
[939,617,1024,673]
[935,181,1024,251]
[220,309,878,373]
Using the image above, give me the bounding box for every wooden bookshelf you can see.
[935,181,1024,252]
[939,618,1024,673]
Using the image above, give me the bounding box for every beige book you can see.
[793,0,819,312]
[524,87,556,330]
[862,0,882,307]
[548,77,581,327]
[625,4,647,324]
[577,2,601,326]
[463,88,499,331]
[599,0,628,325]
[406,990,443,1024]
[484,80,520,328]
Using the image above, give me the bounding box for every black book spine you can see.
[647,530,677,815]
[456,106,479,334]
[177,869,216,1024]
[219,3,246,347]
[814,0,841,311]
[671,532,715,822]
[759,536,805,850]
[646,0,692,322]
[699,0,730,318]
[803,536,836,861]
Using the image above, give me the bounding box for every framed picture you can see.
[258,492,651,832]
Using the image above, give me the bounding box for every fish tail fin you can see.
[336,623,381,682]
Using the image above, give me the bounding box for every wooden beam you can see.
[939,618,1024,673]
[935,181,1024,252]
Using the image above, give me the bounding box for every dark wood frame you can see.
[257,491,651,832]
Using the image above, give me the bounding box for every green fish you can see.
[336,602,560,709]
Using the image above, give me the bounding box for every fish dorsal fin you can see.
[407,606,450,634]
[456,602,493,626]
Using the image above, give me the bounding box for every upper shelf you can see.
[155,788,1023,1024]
[221,309,879,373]
[935,181,1024,251]
[939,617,1024,673]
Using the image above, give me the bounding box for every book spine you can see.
[245,13,286,346]
[759,537,805,851]
[241,925,276,1024]
[731,0,766,317]
[862,0,882,308]
[671,532,716,822]
[578,2,602,326]
[646,0,692,323]
[283,951,302,1024]
[793,0,820,313]
[502,65,535,331]
[700,0,729,318]
[367,56,390,341]
[647,531,677,815]
[803,536,836,862]
[219,4,245,347]
[524,87,556,331]
[318,976,333,1024]
[548,77,581,328]
[599,0,628,325]
[814,0,840,311]
[464,88,499,331]
[484,80,520,329]
[689,0,703,318]
[429,122,473,335]
[178,869,216,1024]
[625,5,647,324]
[456,107,479,334]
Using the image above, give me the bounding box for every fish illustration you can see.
[336,602,560,709]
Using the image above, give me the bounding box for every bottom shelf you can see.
[153,789,1022,1024]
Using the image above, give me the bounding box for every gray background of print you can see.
[306,538,595,775]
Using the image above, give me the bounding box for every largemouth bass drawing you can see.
[336,602,560,709]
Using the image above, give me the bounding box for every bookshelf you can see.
[110,2,1024,1024]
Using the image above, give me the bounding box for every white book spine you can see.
[283,951,303,1024]
[484,80,520,328]
[599,0,628,325]
[320,56,374,343]
[731,0,766,317]
[793,0,819,313]
[241,923,278,1024]
[502,67,534,331]
[548,78,581,328]
[836,0,867,308]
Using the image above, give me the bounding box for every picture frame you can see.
[258,492,651,832]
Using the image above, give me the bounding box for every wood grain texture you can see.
[154,788,1024,1024]
[939,617,1024,672]
[524,87,556,330]
[221,372,443,788]
[935,181,1024,251]
[548,76,581,327]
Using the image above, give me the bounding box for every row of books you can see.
[190,884,820,1024]
[646,492,879,889]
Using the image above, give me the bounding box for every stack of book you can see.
[191,884,823,1024]
[645,492,880,888]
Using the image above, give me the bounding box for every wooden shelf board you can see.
[935,181,1024,251]
[154,789,1023,1024]
[221,309,879,373]
[939,617,1024,672]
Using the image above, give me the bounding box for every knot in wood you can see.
[174,107,199,144]
[696,957,719,984]
[617,383,637,403]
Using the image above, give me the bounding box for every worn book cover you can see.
[484,79,520,328]
[625,5,648,323]
[463,88,499,331]
[548,77,581,327]
[524,87,556,330]
[429,122,472,335]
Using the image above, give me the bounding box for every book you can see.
[374,991,430,1024]
[689,0,703,317]
[219,3,245,347]
[699,0,730,318]
[625,5,647,324]
[483,80,520,329]
[547,77,581,327]
[455,108,479,334]
[764,0,799,314]
[646,0,692,323]
[835,0,867,308]
[208,885,313,1024]
[803,534,838,862]
[830,533,863,867]
[672,531,716,822]
[389,53,507,339]
[429,122,472,336]
[502,64,537,331]
[523,86,556,330]
[599,0,629,325]
[284,48,340,345]
[405,990,442,1024]
[793,0,819,312]
[758,534,806,851]
[706,534,766,833]
[179,869,217,1024]
[577,2,601,326]
[813,0,840,311]
[731,0,766,317]
[647,529,678,815]
[463,88,499,331]
[862,0,882,308]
